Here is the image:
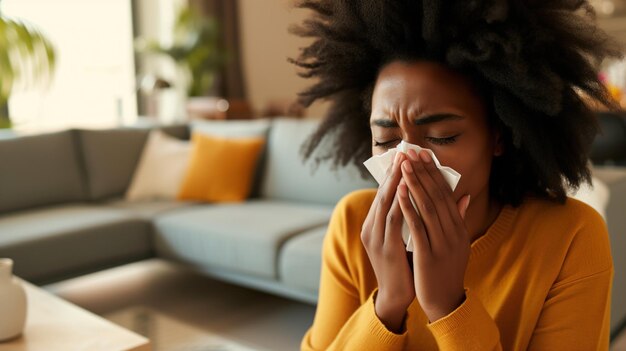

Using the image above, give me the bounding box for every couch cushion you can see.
[260,118,377,206]
[154,200,332,278]
[191,119,271,198]
[278,226,326,293]
[77,126,189,201]
[101,198,197,219]
[0,130,87,213]
[0,204,152,282]
[77,128,150,200]
[125,130,192,201]
[178,133,266,202]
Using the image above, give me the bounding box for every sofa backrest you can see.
[76,125,189,200]
[260,118,376,206]
[0,130,87,213]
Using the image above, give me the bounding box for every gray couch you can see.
[0,118,625,336]
[0,118,374,304]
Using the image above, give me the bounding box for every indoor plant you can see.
[135,5,224,99]
[0,0,56,129]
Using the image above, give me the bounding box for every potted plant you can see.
[0,0,56,129]
[135,6,225,105]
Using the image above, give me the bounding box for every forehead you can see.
[371,60,484,119]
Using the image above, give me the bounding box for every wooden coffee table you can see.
[0,280,150,351]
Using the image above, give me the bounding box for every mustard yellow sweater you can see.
[302,189,613,350]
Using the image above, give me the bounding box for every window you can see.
[3,0,137,131]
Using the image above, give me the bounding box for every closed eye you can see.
[373,139,400,149]
[426,135,459,145]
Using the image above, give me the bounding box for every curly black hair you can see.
[289,0,624,206]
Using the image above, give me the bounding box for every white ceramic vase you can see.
[0,259,27,342]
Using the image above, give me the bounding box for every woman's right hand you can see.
[361,151,415,333]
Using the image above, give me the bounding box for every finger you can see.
[457,194,471,220]
[397,179,430,255]
[362,152,400,236]
[371,152,406,247]
[412,149,463,229]
[400,157,446,251]
[384,190,406,253]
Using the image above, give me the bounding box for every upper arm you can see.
[528,203,613,350]
[303,190,375,350]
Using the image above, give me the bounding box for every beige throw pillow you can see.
[125,130,192,201]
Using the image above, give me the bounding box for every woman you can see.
[290,0,622,350]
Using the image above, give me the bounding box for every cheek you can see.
[436,135,494,198]
[451,156,492,199]
[371,146,385,157]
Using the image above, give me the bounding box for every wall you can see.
[238,0,329,119]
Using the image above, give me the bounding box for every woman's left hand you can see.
[397,148,471,323]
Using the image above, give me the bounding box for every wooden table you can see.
[0,280,150,351]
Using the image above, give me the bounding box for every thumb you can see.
[457,194,471,220]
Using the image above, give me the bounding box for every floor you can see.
[44,259,626,351]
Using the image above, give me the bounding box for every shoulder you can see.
[326,188,377,243]
[519,196,606,234]
[333,188,377,225]
[517,196,612,280]
[336,188,378,215]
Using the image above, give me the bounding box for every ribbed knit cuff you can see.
[427,289,500,350]
[367,289,408,347]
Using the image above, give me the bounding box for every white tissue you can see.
[363,141,461,252]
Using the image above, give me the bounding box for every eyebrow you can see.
[370,113,464,128]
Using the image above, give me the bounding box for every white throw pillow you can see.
[125,130,192,201]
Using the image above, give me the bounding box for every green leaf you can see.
[135,5,227,97]
[0,39,14,99]
[0,14,56,96]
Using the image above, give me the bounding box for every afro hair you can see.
[289,0,624,206]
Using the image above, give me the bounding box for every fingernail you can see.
[408,149,418,161]
[465,195,471,212]
[420,151,431,163]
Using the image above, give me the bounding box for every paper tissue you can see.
[363,141,461,251]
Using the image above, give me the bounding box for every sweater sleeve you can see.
[426,289,503,350]
[527,205,613,350]
[301,192,408,351]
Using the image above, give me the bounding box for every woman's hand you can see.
[398,148,471,323]
[361,151,415,332]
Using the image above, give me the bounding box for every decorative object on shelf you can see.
[0,258,27,342]
[0,0,56,129]
[138,74,176,121]
[599,58,626,110]
[186,96,252,120]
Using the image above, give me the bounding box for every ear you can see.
[493,129,504,157]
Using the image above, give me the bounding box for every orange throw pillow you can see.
[177,133,265,202]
